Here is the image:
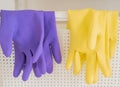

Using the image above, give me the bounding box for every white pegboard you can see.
[0,27,120,87]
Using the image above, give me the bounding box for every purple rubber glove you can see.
[33,11,62,77]
[0,10,44,81]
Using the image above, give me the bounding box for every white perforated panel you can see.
[0,27,120,87]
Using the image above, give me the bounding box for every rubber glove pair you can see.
[66,9,118,84]
[0,10,61,81]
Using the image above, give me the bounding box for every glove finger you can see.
[22,51,33,81]
[51,41,61,64]
[66,50,74,70]
[13,45,25,77]
[73,52,85,75]
[0,11,14,57]
[73,51,80,75]
[45,11,61,64]
[44,45,53,74]
[38,54,46,74]
[108,11,118,58]
[30,48,42,77]
[33,63,42,77]
[86,51,98,84]
[97,52,112,77]
[31,48,46,74]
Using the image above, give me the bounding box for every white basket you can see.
[0,28,120,87]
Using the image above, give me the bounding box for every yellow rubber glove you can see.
[66,9,96,75]
[66,9,118,84]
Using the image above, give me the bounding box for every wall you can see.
[24,0,120,11]
[0,0,15,9]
